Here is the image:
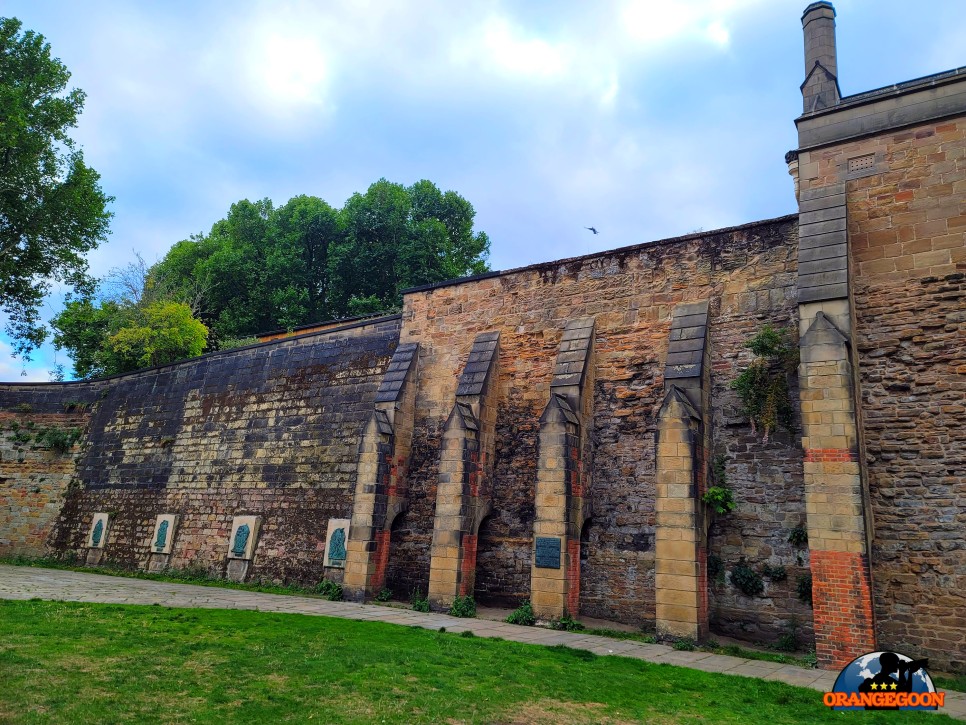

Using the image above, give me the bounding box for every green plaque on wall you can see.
[535,537,561,569]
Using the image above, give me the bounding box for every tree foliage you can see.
[152,179,490,344]
[107,301,208,371]
[0,17,113,358]
[51,178,488,377]
[51,258,208,379]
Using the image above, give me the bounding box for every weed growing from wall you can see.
[708,554,725,585]
[730,324,798,442]
[550,611,585,631]
[375,588,393,602]
[788,524,808,547]
[410,590,429,612]
[673,637,697,651]
[703,453,736,515]
[796,574,813,606]
[761,564,787,582]
[34,427,82,453]
[315,579,343,601]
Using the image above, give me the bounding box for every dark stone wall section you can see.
[1,318,400,583]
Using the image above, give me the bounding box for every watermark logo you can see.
[824,651,945,711]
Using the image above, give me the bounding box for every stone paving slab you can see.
[1,565,963,720]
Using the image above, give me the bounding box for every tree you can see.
[268,195,342,327]
[49,296,120,379]
[0,18,113,358]
[330,179,490,313]
[152,180,489,343]
[51,258,209,379]
[107,300,208,371]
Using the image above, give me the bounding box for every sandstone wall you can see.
[809,117,966,672]
[0,396,99,557]
[0,317,400,584]
[392,216,814,641]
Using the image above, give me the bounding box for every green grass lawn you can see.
[0,601,954,724]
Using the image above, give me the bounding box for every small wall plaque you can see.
[323,518,350,568]
[150,514,179,555]
[88,513,110,549]
[227,516,260,560]
[535,536,561,569]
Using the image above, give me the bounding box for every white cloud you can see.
[705,20,730,47]
[476,16,571,79]
[205,8,334,123]
[621,0,762,48]
[251,33,329,108]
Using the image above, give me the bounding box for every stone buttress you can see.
[343,343,419,601]
[530,318,595,620]
[655,301,711,640]
[798,304,876,668]
[790,1,878,669]
[427,332,500,609]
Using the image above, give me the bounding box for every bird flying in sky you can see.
[585,226,598,234]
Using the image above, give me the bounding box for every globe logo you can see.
[824,651,944,711]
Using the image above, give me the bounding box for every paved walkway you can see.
[1,565,963,720]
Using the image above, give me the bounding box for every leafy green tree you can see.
[50,296,122,379]
[107,301,208,371]
[51,258,209,378]
[267,195,342,327]
[52,296,208,378]
[328,179,489,315]
[0,17,113,358]
[152,179,489,342]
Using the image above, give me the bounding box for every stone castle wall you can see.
[0,217,817,644]
[390,215,814,641]
[0,401,97,557]
[0,316,400,584]
[799,116,966,672]
[1,41,965,670]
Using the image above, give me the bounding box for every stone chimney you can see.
[801,2,840,113]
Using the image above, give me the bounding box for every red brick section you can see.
[458,534,478,596]
[566,539,581,615]
[369,530,392,592]
[804,448,858,463]
[811,550,877,669]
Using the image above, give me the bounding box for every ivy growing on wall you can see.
[730,324,798,442]
[730,560,764,597]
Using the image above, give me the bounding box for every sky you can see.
[3,0,965,381]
